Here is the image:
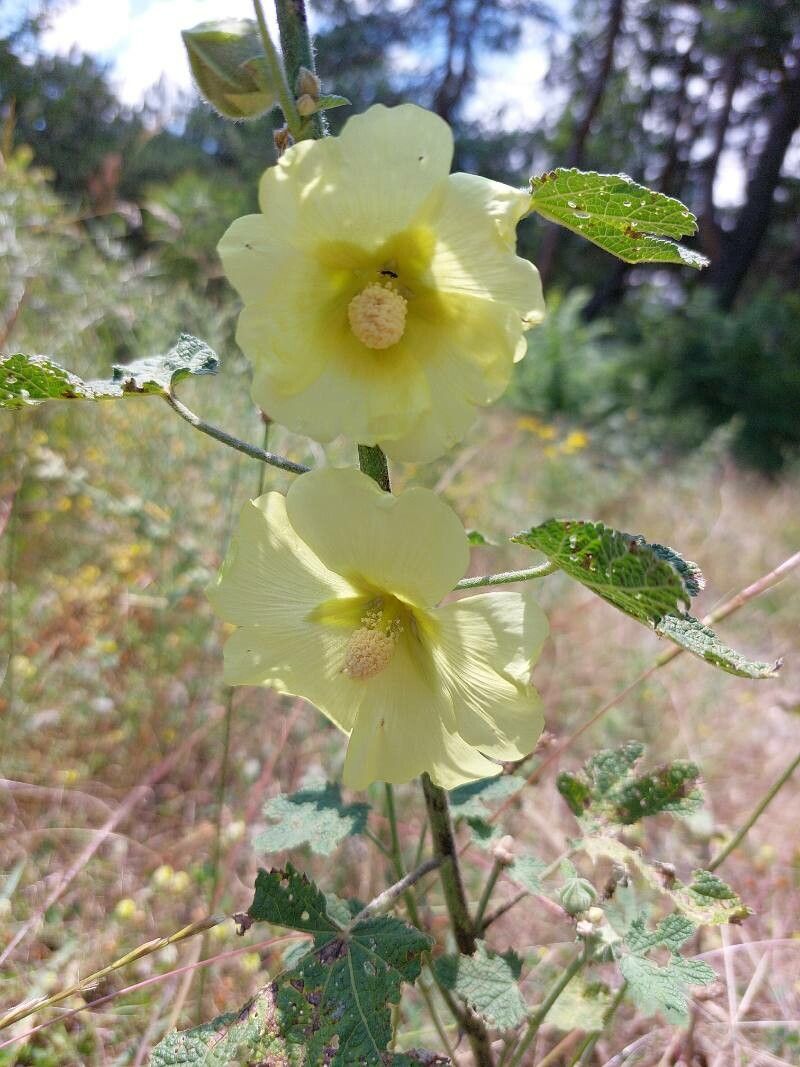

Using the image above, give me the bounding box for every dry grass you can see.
[1,395,798,1066]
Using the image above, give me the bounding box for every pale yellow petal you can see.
[431,592,549,761]
[422,172,545,326]
[382,296,521,463]
[342,640,499,790]
[208,493,352,626]
[286,468,469,606]
[252,104,453,250]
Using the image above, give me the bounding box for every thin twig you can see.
[349,858,441,926]
[163,393,309,475]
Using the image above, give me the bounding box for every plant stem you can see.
[708,747,800,871]
[568,980,627,1066]
[420,774,477,956]
[251,0,303,139]
[349,857,440,926]
[163,393,309,474]
[455,561,559,590]
[357,443,391,490]
[507,951,585,1067]
[256,417,273,496]
[274,0,324,138]
[474,859,504,930]
[384,784,423,929]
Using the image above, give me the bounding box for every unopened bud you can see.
[586,906,604,925]
[182,19,277,120]
[296,93,318,117]
[273,125,293,155]
[576,919,595,938]
[296,67,321,99]
[491,835,516,867]
[560,876,598,916]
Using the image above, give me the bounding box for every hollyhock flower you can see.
[218,103,544,463]
[208,468,548,789]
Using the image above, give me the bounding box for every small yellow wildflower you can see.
[209,469,548,789]
[562,430,589,454]
[218,104,545,463]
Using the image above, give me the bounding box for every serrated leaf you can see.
[557,742,702,831]
[0,335,218,409]
[620,952,716,1025]
[545,977,611,1033]
[248,865,431,1065]
[149,984,309,1065]
[255,781,369,857]
[434,942,526,1031]
[582,838,751,926]
[625,912,695,954]
[656,614,781,679]
[513,520,692,627]
[528,169,709,269]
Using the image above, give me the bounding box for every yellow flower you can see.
[218,104,544,463]
[208,469,548,790]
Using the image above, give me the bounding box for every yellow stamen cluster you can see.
[347,283,407,349]
[342,600,402,680]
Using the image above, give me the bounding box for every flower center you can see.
[342,599,402,680]
[347,283,407,350]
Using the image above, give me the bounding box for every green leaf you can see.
[620,953,716,1025]
[466,529,496,546]
[255,781,370,857]
[0,335,218,409]
[434,942,526,1031]
[149,984,309,1065]
[557,742,702,831]
[248,865,431,1065]
[545,977,611,1033]
[583,838,750,925]
[181,19,277,119]
[655,614,781,679]
[449,777,522,849]
[315,93,351,112]
[528,169,709,269]
[513,520,692,627]
[507,855,546,894]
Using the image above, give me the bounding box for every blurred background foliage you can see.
[2,0,799,471]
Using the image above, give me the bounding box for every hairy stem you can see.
[251,0,303,138]
[455,561,559,590]
[163,393,309,474]
[708,747,800,871]
[274,0,324,138]
[420,773,476,955]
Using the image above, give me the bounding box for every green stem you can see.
[708,748,800,871]
[384,784,422,929]
[163,393,308,475]
[274,0,324,138]
[507,951,585,1067]
[474,860,503,930]
[256,417,273,496]
[251,0,303,138]
[568,980,627,1066]
[455,561,559,590]
[357,443,390,491]
[420,774,476,955]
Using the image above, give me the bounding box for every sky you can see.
[27,0,751,204]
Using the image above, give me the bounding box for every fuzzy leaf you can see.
[513,520,692,627]
[655,614,781,679]
[315,93,351,112]
[507,855,547,894]
[528,169,708,269]
[620,953,716,1025]
[149,984,308,1065]
[448,776,522,848]
[557,742,702,831]
[248,865,431,1065]
[0,335,218,409]
[434,942,526,1031]
[545,977,612,1033]
[255,781,369,857]
[583,838,750,926]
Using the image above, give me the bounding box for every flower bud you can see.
[182,19,277,120]
[296,67,321,99]
[296,93,318,117]
[491,835,516,867]
[586,905,604,925]
[559,875,598,916]
[576,919,595,938]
